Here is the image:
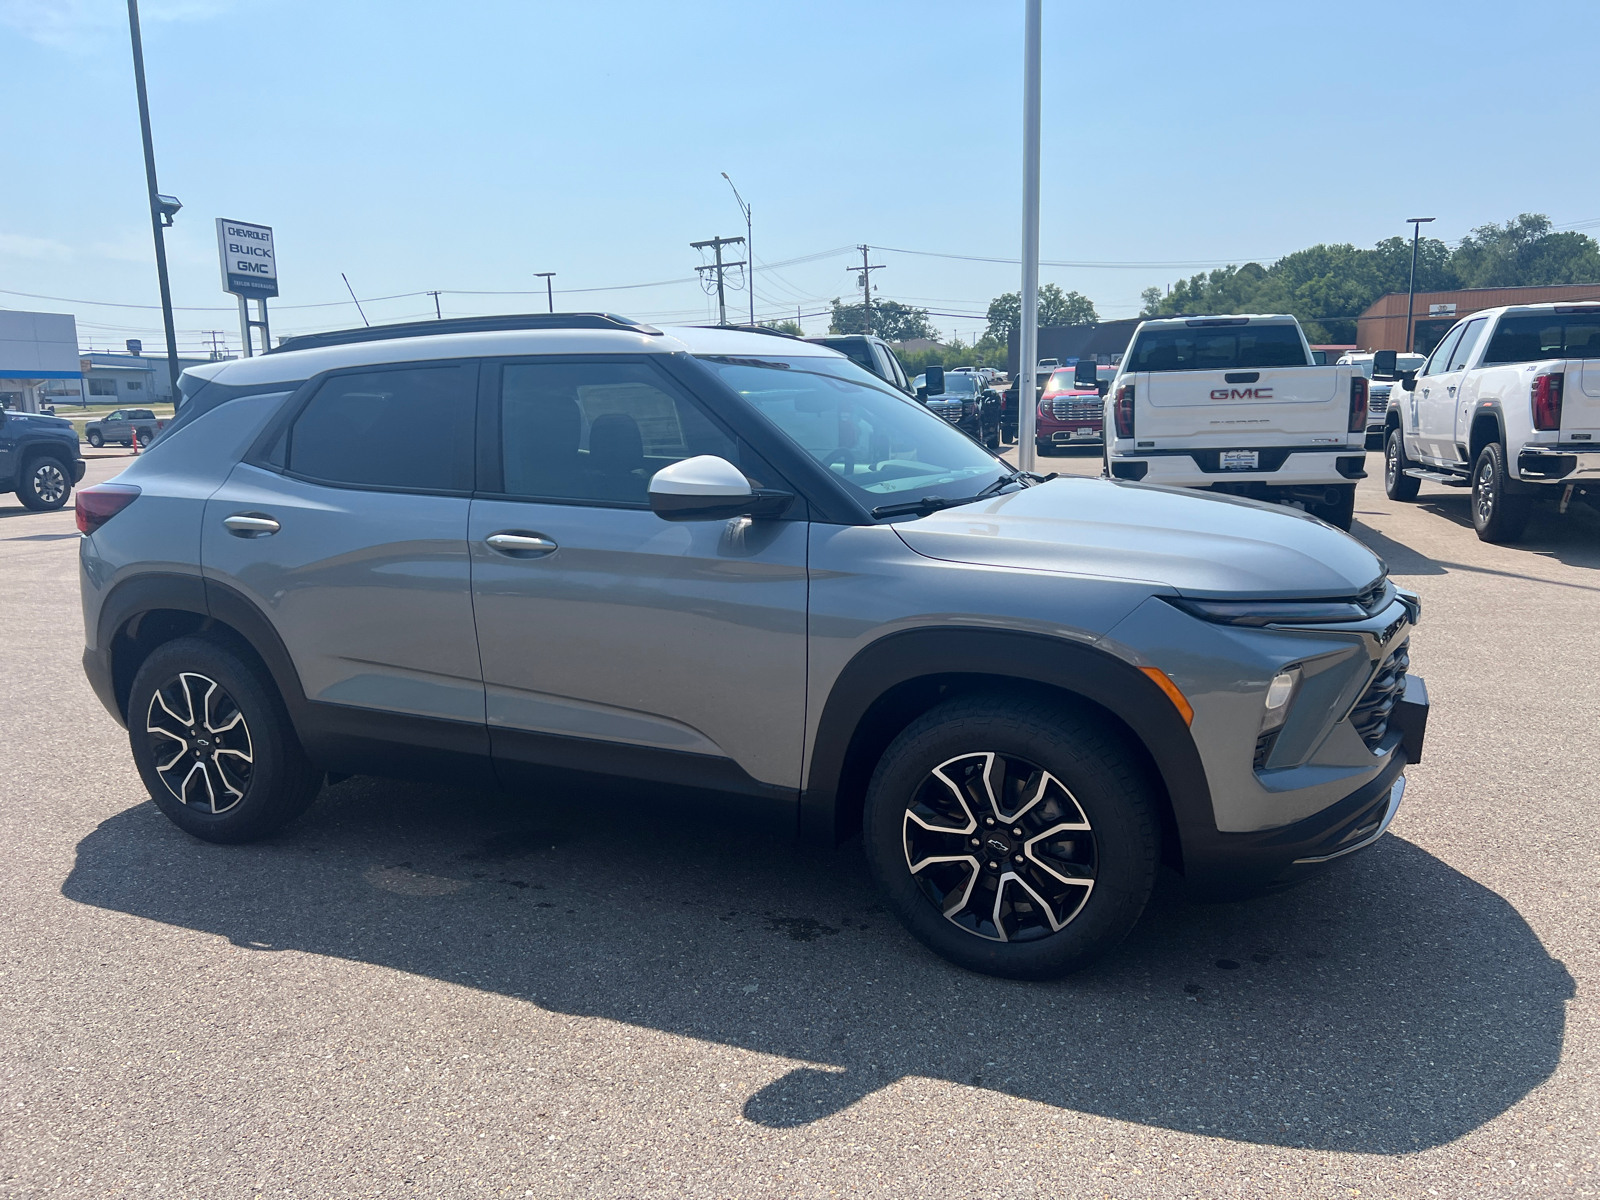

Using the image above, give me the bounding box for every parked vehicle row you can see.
[76,313,1426,980]
[913,367,1003,448]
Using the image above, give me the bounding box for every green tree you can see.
[1139,287,1164,316]
[984,285,1098,340]
[1452,214,1600,288]
[828,298,936,341]
[760,320,805,336]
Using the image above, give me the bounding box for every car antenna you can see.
[341,273,370,327]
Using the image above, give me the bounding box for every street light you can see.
[1405,217,1436,354]
[127,0,182,406]
[1016,0,1042,472]
[721,173,754,327]
[534,272,555,313]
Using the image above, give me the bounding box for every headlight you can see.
[1260,667,1301,732]
[1165,591,1390,627]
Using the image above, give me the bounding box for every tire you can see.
[136,426,154,444]
[87,430,104,448]
[863,693,1160,979]
[127,636,323,844]
[1035,440,1055,458]
[15,456,72,511]
[1384,427,1420,502]
[1471,441,1531,543]
[1001,425,1015,445]
[1308,483,1356,531]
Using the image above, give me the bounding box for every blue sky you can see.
[4,0,1598,355]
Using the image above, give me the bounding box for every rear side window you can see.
[286,365,475,492]
[1482,312,1600,364]
[1126,324,1308,371]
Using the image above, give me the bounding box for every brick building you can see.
[1357,283,1600,355]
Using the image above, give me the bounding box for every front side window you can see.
[285,365,474,492]
[699,353,1006,504]
[1125,323,1308,371]
[1422,324,1465,376]
[1447,318,1489,372]
[497,361,735,505]
[1482,312,1600,364]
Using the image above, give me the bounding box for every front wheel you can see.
[128,636,323,843]
[15,456,71,511]
[1384,427,1420,501]
[863,694,1159,979]
[87,430,104,448]
[1471,442,1531,543]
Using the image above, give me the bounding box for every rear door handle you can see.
[223,513,280,537]
[485,531,558,557]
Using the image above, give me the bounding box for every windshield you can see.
[698,354,1006,506]
[1127,323,1308,371]
[924,374,977,396]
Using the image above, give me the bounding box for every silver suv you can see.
[77,313,1429,979]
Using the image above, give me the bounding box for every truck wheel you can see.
[87,430,104,448]
[136,426,155,444]
[16,456,72,511]
[1001,424,1015,445]
[1035,439,1054,458]
[1308,484,1356,531]
[1384,428,1420,501]
[1472,442,1531,543]
[863,693,1159,979]
[128,636,323,844]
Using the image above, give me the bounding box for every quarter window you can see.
[496,361,736,505]
[285,365,475,492]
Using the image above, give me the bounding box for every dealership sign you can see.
[215,218,278,298]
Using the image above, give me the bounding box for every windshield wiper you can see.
[870,474,1022,520]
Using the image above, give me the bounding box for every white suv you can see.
[1382,302,1600,541]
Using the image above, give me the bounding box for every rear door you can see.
[466,356,808,818]
[202,361,487,761]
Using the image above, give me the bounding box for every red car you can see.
[1035,367,1103,455]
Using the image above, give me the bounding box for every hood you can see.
[892,477,1384,599]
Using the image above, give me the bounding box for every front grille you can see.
[1350,638,1409,749]
[926,399,964,424]
[1367,396,1388,418]
[1050,398,1102,422]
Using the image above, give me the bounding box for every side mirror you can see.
[1073,359,1097,388]
[923,365,945,396]
[648,455,792,522]
[1371,349,1397,381]
[1400,370,1417,392]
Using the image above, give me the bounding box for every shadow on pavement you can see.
[63,777,1573,1153]
[1414,491,1600,572]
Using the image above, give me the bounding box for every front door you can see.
[201,362,487,770]
[467,357,808,827]
[1414,323,1465,463]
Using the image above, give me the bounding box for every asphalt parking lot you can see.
[1,451,1595,1198]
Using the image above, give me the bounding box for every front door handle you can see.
[1447,386,1457,397]
[485,531,558,557]
[1421,387,1430,398]
[223,513,280,538]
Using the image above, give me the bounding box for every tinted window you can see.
[498,361,735,505]
[286,366,474,491]
[1447,318,1489,372]
[699,354,1005,504]
[1422,325,1465,376]
[1482,312,1600,364]
[1126,323,1308,371]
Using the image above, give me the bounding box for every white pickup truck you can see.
[1103,314,1368,528]
[1381,301,1600,542]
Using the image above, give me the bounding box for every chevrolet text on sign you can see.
[215,218,278,298]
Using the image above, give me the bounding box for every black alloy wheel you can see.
[1471,442,1531,543]
[1384,427,1420,501]
[864,694,1159,979]
[16,457,71,511]
[128,636,322,842]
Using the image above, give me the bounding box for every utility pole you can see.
[534,272,555,313]
[691,235,746,326]
[1017,0,1043,472]
[427,290,442,319]
[848,245,885,335]
[126,0,182,408]
[203,330,226,360]
[1404,217,1435,353]
[721,174,754,326]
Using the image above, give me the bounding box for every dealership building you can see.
[1357,283,1600,355]
[0,311,82,412]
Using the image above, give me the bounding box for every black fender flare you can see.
[799,627,1216,867]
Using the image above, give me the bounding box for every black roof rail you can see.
[269,312,662,354]
[694,324,804,341]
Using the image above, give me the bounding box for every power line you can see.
[876,245,1286,269]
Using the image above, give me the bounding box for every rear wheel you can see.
[15,456,71,511]
[863,694,1159,979]
[1471,442,1531,543]
[1307,483,1356,531]
[1384,427,1420,501]
[128,636,322,843]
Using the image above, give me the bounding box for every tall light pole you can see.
[721,173,754,326]
[127,0,182,403]
[1017,0,1043,473]
[1405,217,1435,353]
[535,272,555,313]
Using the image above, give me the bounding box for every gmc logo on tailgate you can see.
[1211,387,1273,400]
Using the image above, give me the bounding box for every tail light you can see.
[1532,372,1564,431]
[1114,384,1135,437]
[75,483,141,534]
[1348,376,1368,433]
